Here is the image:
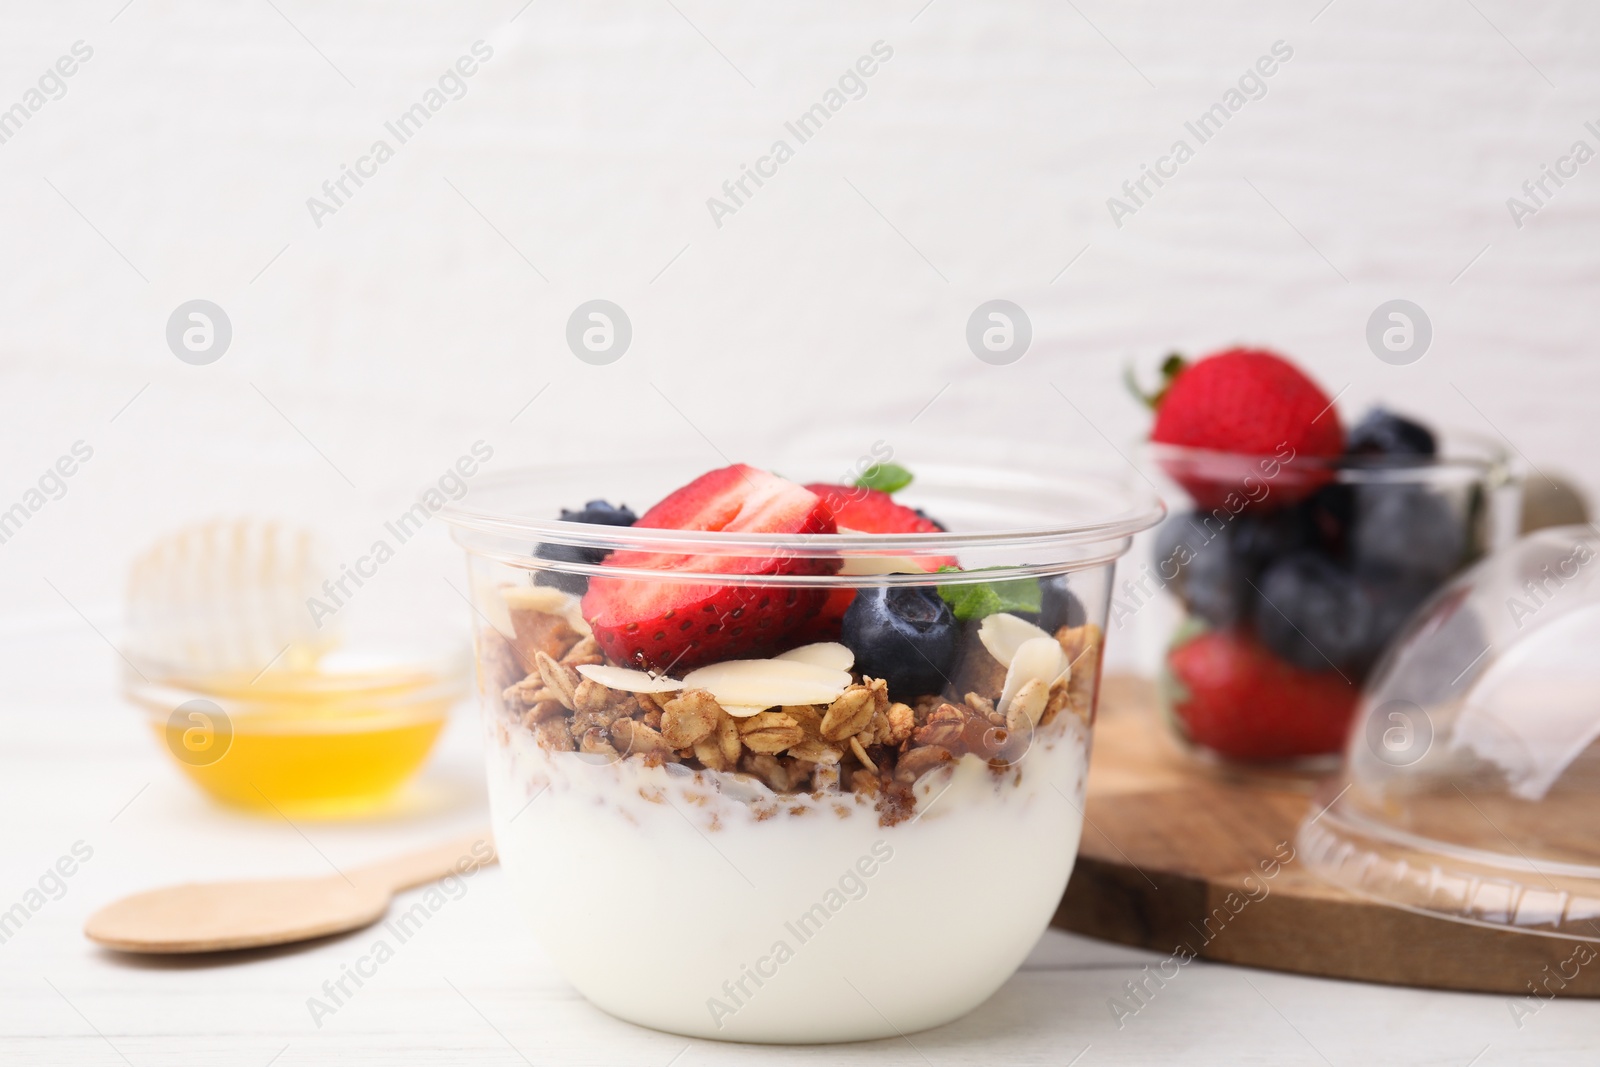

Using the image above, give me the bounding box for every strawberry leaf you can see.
[1125,352,1188,410]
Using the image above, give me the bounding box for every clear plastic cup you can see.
[442,461,1161,1042]
[1146,435,1516,767]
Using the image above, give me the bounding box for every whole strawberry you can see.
[1145,348,1343,510]
[1164,626,1358,762]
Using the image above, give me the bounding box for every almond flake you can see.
[719,704,770,718]
[575,664,685,694]
[1008,676,1050,728]
[774,642,855,672]
[502,583,592,636]
[978,612,1053,667]
[997,636,1069,716]
[682,658,851,709]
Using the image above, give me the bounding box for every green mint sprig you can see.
[936,567,1042,622]
[851,462,914,494]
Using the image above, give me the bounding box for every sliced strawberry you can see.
[633,465,787,532]
[804,483,946,535]
[582,465,837,671]
[804,484,953,568]
[785,587,858,646]
[791,484,955,643]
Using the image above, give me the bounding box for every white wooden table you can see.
[3,619,1594,1066]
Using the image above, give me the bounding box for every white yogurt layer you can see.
[485,716,1090,1043]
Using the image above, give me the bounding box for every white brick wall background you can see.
[2,0,1597,673]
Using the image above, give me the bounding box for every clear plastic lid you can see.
[1299,524,1600,940]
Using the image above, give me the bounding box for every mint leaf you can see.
[937,571,1042,622]
[987,577,1043,615]
[852,462,914,494]
[938,582,1002,622]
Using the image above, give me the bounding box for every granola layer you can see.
[475,588,1103,824]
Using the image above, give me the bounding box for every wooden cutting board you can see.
[1051,675,1600,998]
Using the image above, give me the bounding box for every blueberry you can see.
[533,499,637,594]
[1255,552,1375,671]
[1016,576,1086,632]
[533,543,595,594]
[1185,538,1251,626]
[1346,408,1436,458]
[560,500,638,526]
[1038,576,1087,631]
[1257,553,1443,678]
[1354,569,1434,674]
[1152,517,1196,599]
[1153,515,1253,627]
[1350,485,1465,582]
[1231,508,1313,569]
[841,586,958,697]
[1303,485,1356,556]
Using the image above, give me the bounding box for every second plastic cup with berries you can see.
[1149,425,1515,767]
[443,459,1161,1042]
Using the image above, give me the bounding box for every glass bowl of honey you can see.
[121,520,469,817]
[125,647,467,817]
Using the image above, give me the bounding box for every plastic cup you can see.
[442,461,1161,1042]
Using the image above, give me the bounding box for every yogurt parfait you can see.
[443,460,1161,1042]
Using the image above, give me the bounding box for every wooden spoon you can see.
[84,829,496,954]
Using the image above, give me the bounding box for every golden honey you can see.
[134,659,461,818]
